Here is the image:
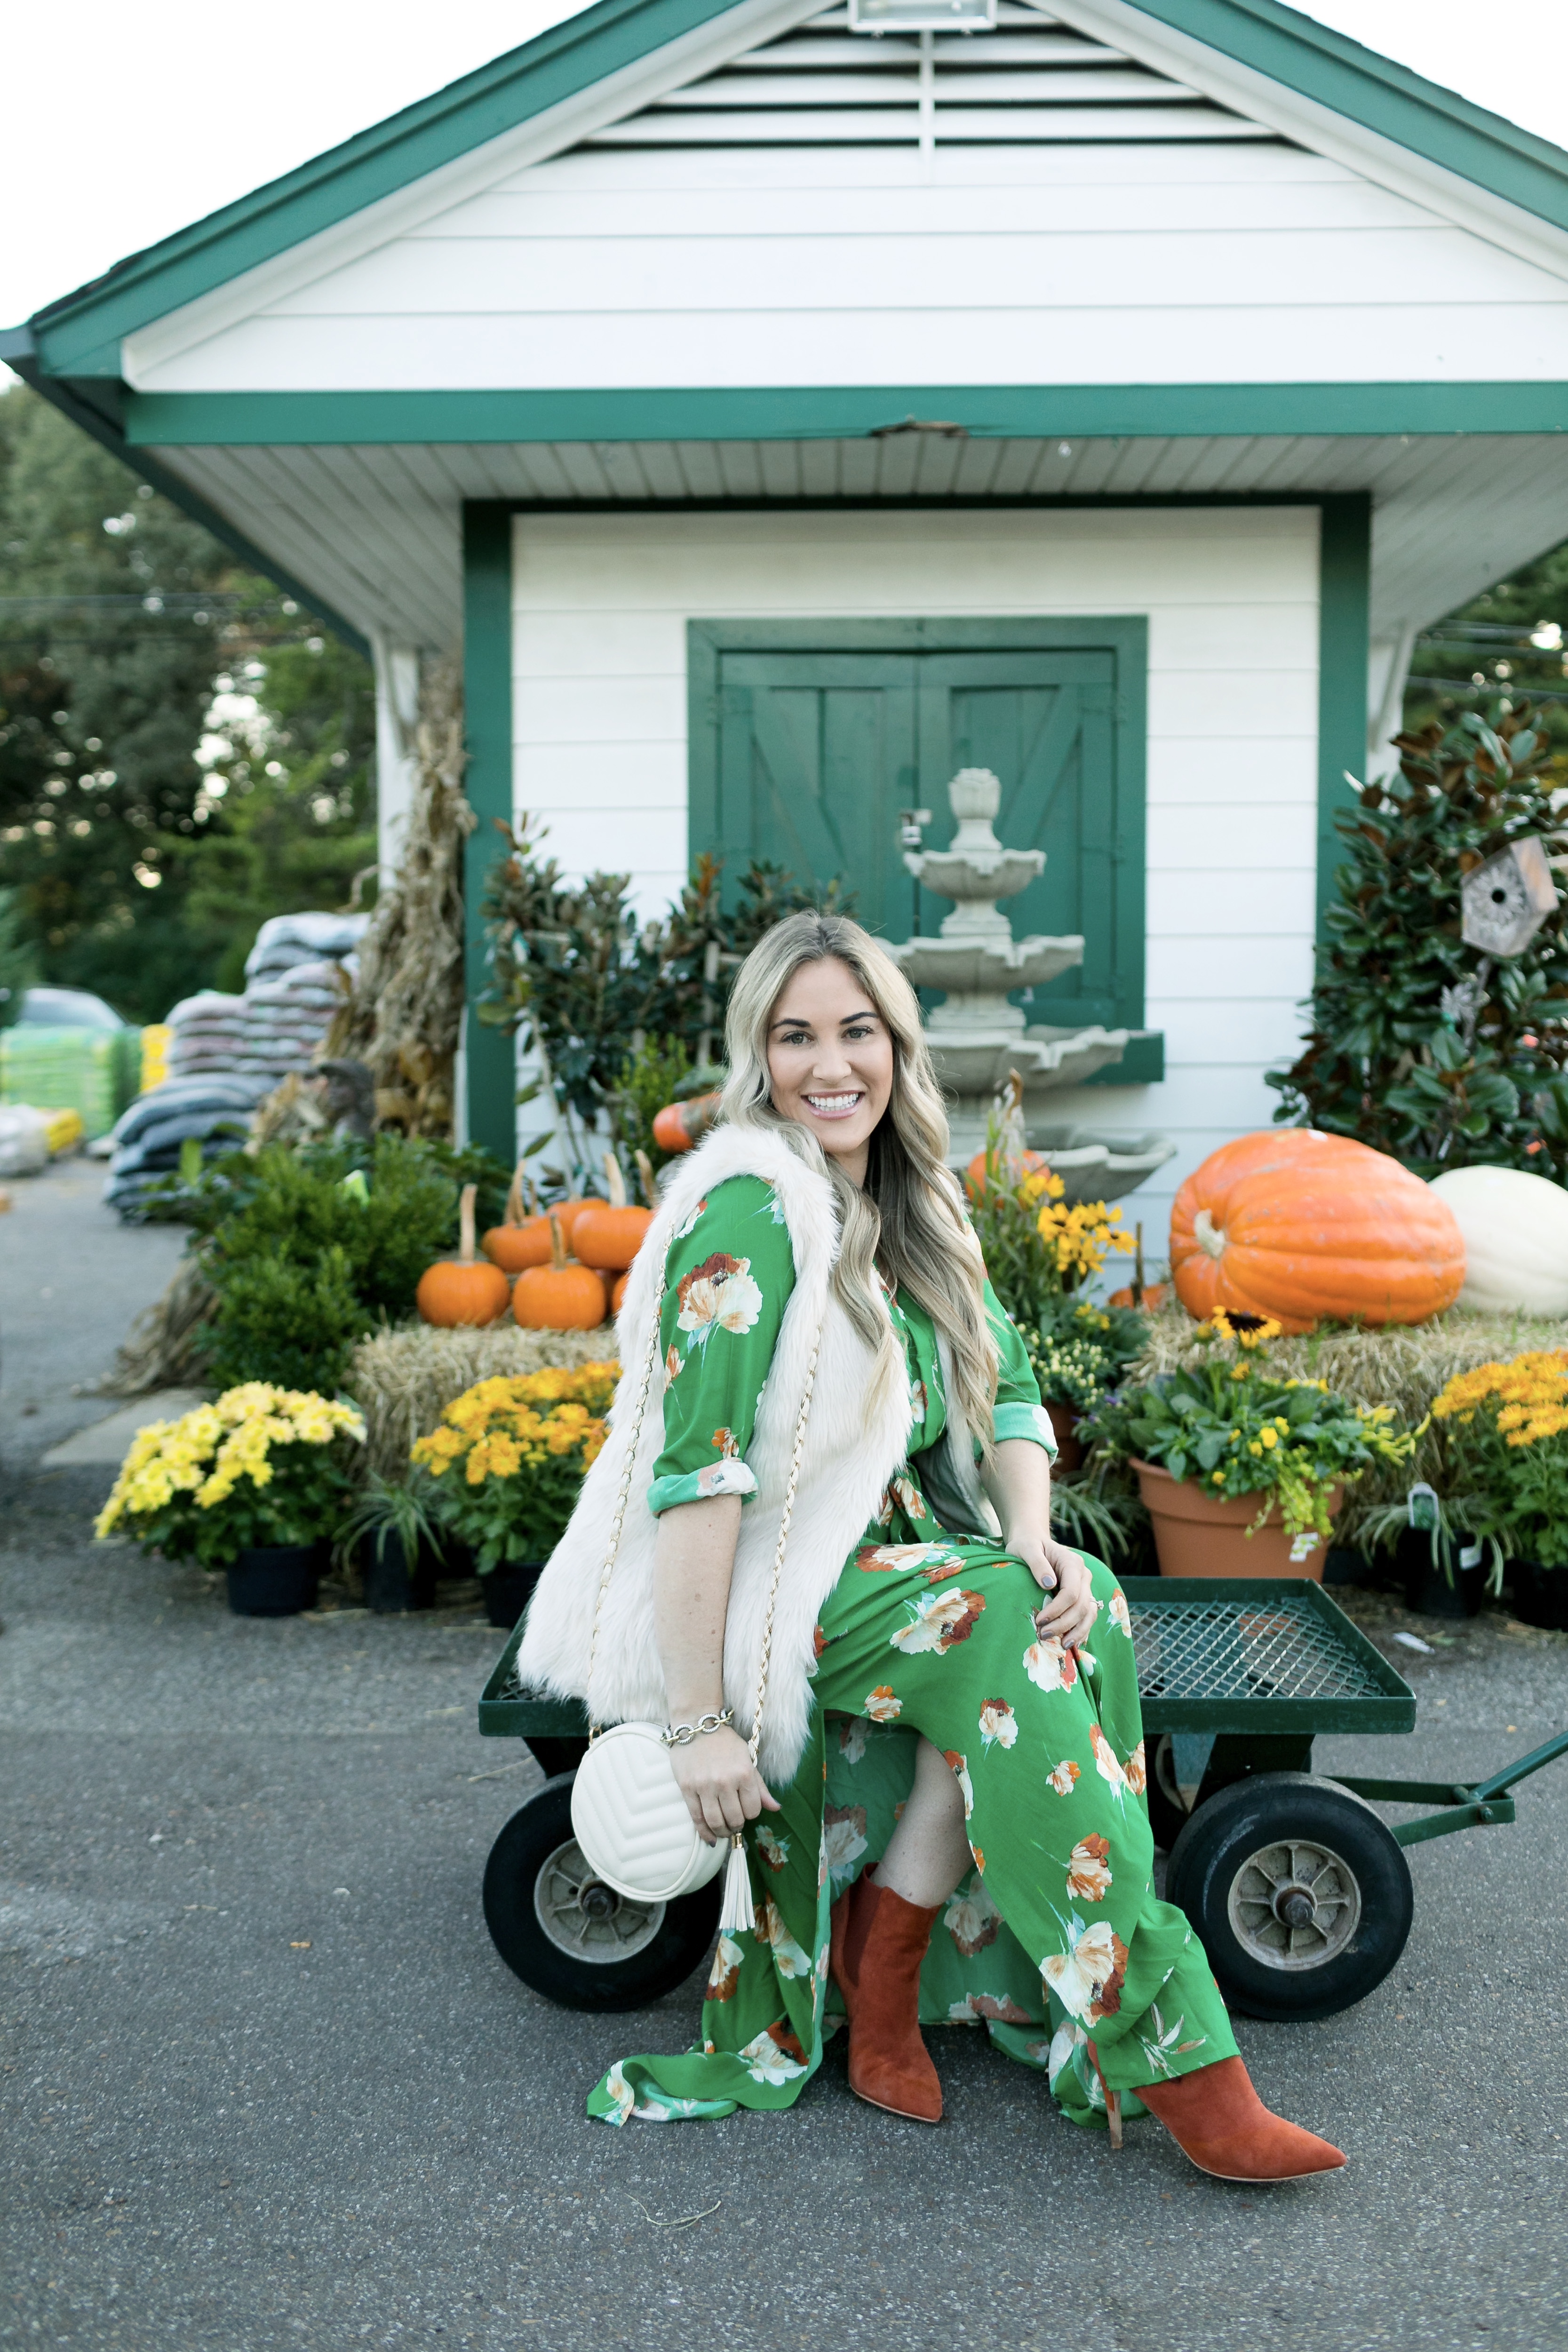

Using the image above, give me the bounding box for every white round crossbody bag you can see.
[568,1236,820,1933]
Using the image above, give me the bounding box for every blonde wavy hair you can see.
[719,911,999,1448]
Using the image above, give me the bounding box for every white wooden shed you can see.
[11,0,1568,1218]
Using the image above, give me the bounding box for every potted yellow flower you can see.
[412,1364,616,1626]
[96,1384,366,1615]
[1429,1351,1568,1629]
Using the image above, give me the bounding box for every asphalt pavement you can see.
[3,1163,1567,2352]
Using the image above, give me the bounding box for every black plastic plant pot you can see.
[1398,1529,1485,1621]
[483,1559,546,1629]
[1509,1561,1568,1631]
[361,1531,438,1615]
[227,1543,323,1617]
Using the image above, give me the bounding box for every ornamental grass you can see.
[1130,1301,1568,1544]
[347,1319,617,1481]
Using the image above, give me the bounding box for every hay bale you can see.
[347,1320,621,1480]
[1130,1303,1568,1541]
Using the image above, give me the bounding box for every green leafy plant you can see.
[411,1366,616,1573]
[1020,1297,1149,1414]
[1083,1311,1418,1546]
[613,1034,693,1180]
[338,1471,447,1576]
[95,1384,366,1567]
[1270,703,1568,1177]
[139,1133,510,1392]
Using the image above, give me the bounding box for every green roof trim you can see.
[18,0,1568,389]
[123,382,1568,446]
[25,0,743,374]
[1129,0,1568,236]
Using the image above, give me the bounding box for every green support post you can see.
[1315,493,1372,945]
[462,501,518,1167]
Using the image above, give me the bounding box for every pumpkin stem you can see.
[602,1150,627,1210]
[526,1172,540,1217]
[635,1147,657,1208]
[505,1156,526,1227]
[1194,1208,1226,1262]
[548,1209,568,1272]
[458,1183,478,1263]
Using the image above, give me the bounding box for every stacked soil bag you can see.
[103,1073,273,1219]
[165,992,247,1079]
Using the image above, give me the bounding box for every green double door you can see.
[688,620,1146,1033]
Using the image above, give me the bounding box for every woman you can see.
[519,914,1345,2179]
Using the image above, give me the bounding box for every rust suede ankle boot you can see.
[830,1871,943,2124]
[1089,2047,1346,2181]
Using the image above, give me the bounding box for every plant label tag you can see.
[1459,1541,1483,1570]
[1407,1482,1440,1533]
[1289,1533,1321,1563]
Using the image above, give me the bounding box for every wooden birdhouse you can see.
[1460,836,1560,958]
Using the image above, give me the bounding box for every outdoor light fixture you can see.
[849,0,997,31]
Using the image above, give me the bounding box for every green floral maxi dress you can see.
[587,1177,1236,2130]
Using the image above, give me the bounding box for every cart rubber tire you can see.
[483,1774,721,2013]
[1146,1734,1192,1855]
[1165,1771,1414,2022]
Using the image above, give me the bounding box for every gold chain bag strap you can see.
[568,1230,820,1932]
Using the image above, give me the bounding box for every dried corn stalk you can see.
[324,658,475,1136]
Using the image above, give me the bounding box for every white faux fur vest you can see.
[516,1127,936,1787]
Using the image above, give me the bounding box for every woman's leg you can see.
[876,1733,972,1905]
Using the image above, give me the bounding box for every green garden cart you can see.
[476,1575,1568,2022]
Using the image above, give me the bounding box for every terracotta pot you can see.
[1131,1459,1343,1581]
[1044,1399,1082,1473]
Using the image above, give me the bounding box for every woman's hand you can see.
[669,1725,780,1843]
[1010,1528,1101,1651]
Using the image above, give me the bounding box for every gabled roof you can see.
[16,0,1568,379]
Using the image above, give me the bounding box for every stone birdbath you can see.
[889,767,1174,1203]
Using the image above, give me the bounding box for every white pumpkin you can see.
[1427,1164,1568,1316]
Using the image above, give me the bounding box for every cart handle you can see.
[1333,1725,1568,1849]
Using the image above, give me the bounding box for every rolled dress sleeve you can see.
[647,1176,797,1514]
[984,1274,1058,1457]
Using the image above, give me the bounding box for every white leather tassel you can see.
[717,1835,755,1935]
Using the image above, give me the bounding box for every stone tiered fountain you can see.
[890,767,1175,1205]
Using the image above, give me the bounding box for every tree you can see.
[0,384,375,1021]
[1269,704,1568,1178]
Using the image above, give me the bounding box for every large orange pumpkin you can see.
[512,1212,609,1331]
[573,1152,653,1273]
[482,1160,552,1272]
[652,1092,720,1155]
[416,1184,512,1327]
[1170,1129,1465,1334]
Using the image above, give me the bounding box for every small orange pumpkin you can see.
[482,1160,552,1273]
[610,1270,629,1317]
[574,1152,653,1273]
[965,1144,1052,1198]
[1108,1282,1170,1312]
[652,1092,720,1155]
[416,1184,512,1327]
[1170,1129,1465,1335]
[512,1212,609,1331]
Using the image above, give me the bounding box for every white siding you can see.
[127,138,1568,396]
[510,502,1319,1247]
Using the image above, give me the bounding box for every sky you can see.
[2,0,1567,347]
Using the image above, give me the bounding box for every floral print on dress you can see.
[755,1826,791,1873]
[875,1474,931,1528]
[944,1749,975,1820]
[979,1696,1017,1752]
[1107,1589,1133,1638]
[822,1803,869,1890]
[675,1253,763,1350]
[1066,1834,1113,1903]
[864,1685,903,1723]
[1047,1757,1082,1796]
[755,1897,813,1980]
[711,1426,740,1459]
[739,2023,808,2086]
[1090,1721,1130,1807]
[945,1872,1002,1957]
[695,1461,757,1499]
[890,1585,986,1654]
[949,1991,1032,2025]
[837,1715,869,1765]
[1043,1912,1130,2024]
[1123,1738,1147,1796]
[672,1194,708,1243]
[1023,1627,1079,1693]
[707,1934,746,2001]
[1137,2005,1207,2079]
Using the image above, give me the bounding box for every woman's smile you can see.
[765,955,895,1184]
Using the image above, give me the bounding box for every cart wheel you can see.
[1146,1734,1191,1854]
[483,1774,721,2013]
[1166,1772,1414,2022]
